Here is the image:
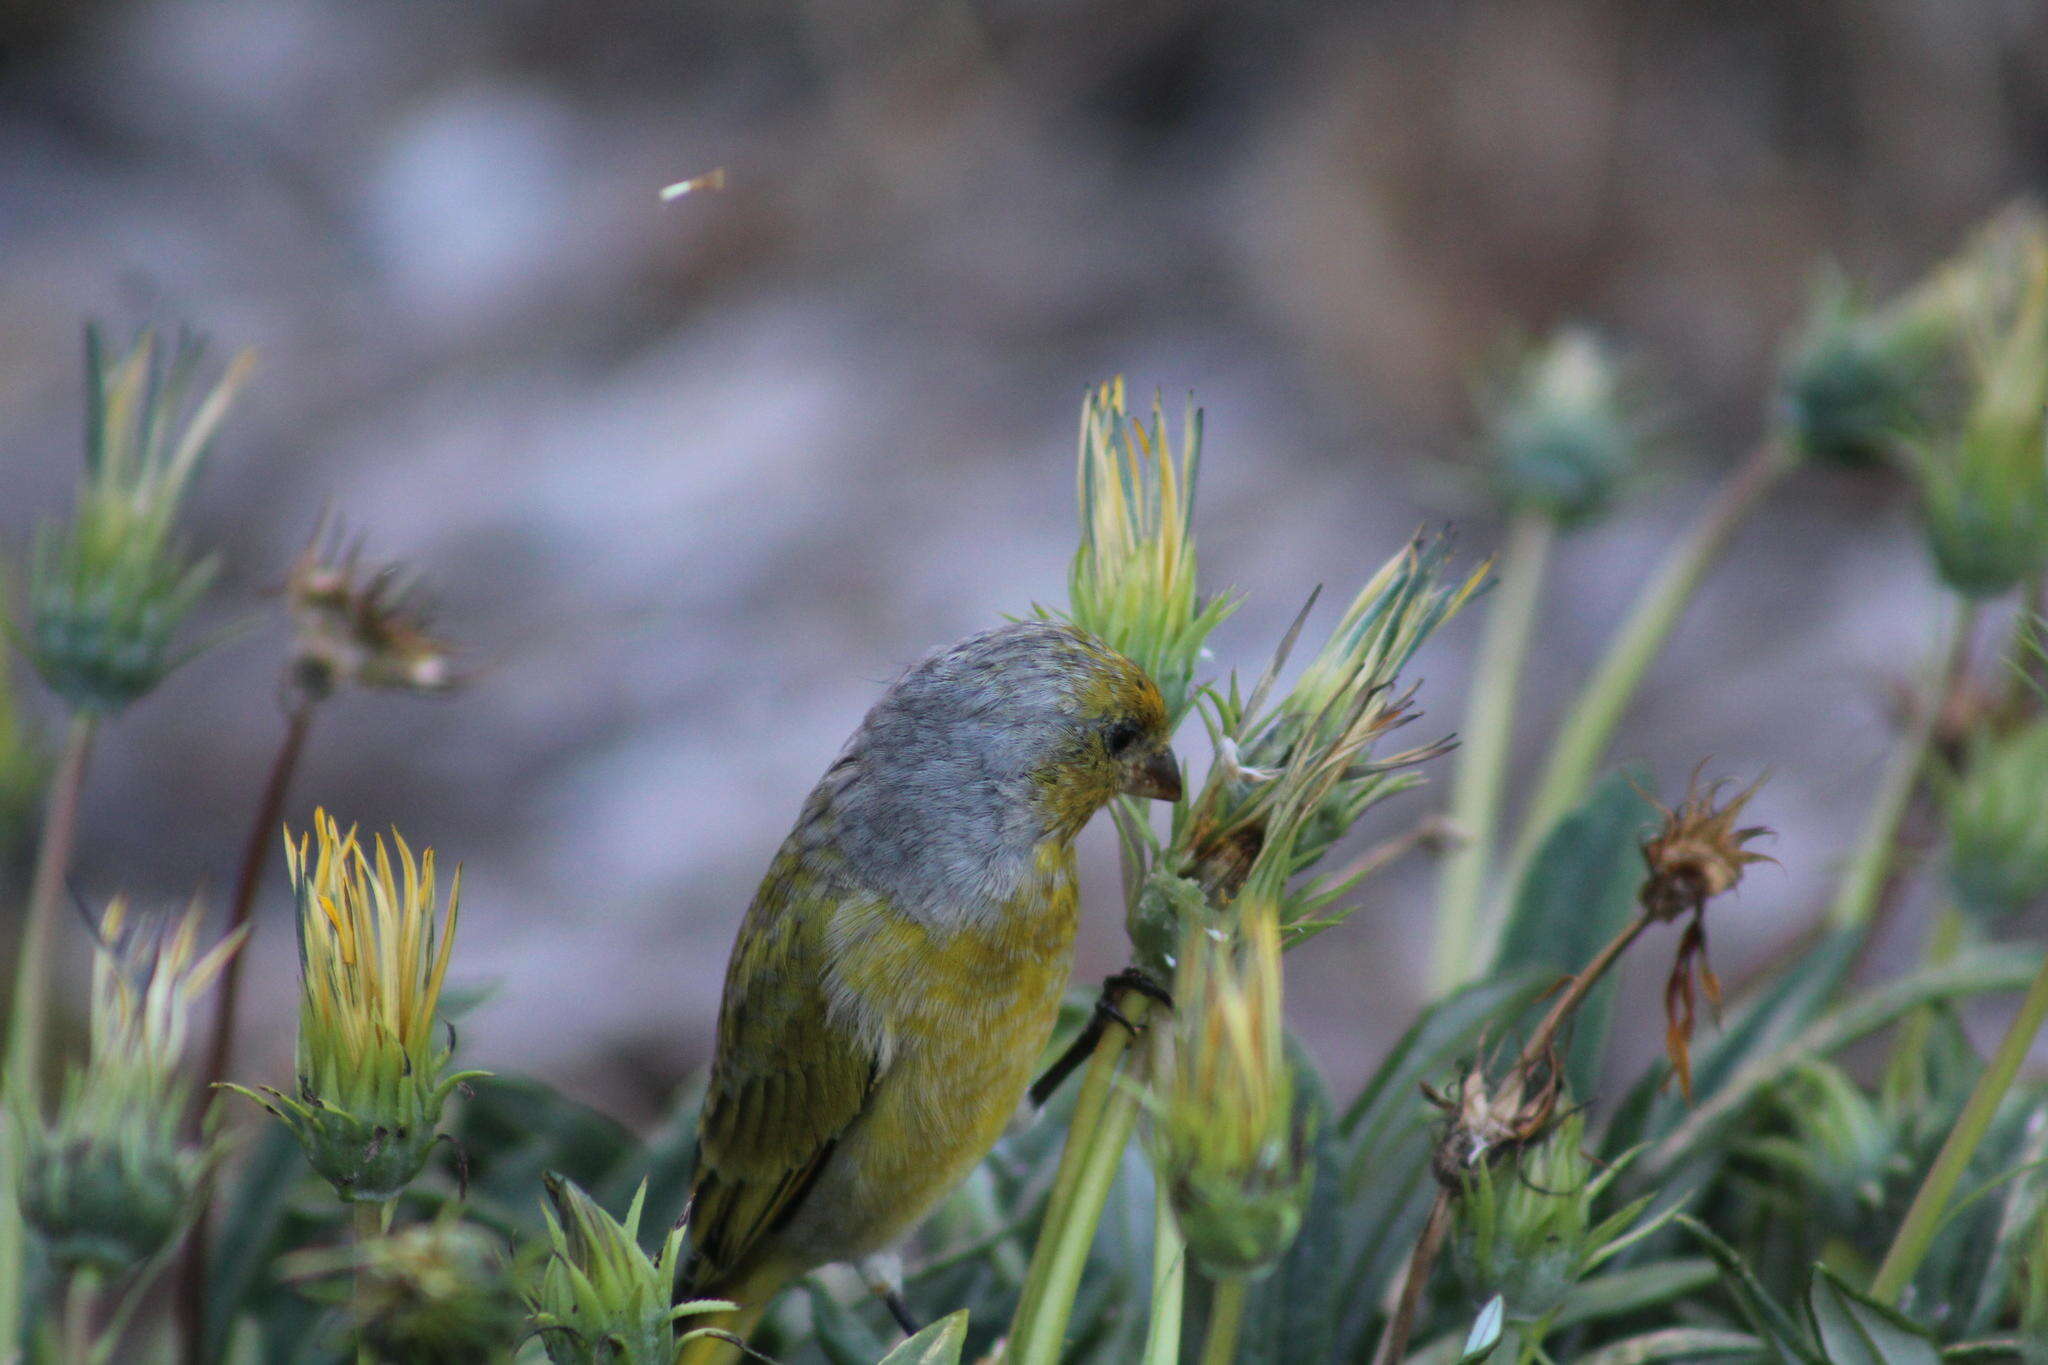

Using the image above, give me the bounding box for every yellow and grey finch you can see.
[675,621,1179,1361]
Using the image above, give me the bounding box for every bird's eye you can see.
[1105,719,1144,756]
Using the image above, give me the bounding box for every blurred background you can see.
[1,0,2045,1123]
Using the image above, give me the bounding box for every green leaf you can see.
[877,1309,971,1364]
[1640,949,2043,1186]
[1576,1328,1764,1363]
[1460,1295,1505,1362]
[201,1122,321,1365]
[1806,1265,1941,1365]
[1679,1215,1825,1365]
[1549,1259,1718,1330]
[443,1074,639,1234]
[1491,766,1657,1095]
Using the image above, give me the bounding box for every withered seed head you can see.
[1637,769,1774,923]
[287,519,459,700]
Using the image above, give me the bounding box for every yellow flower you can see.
[1152,893,1311,1278]
[227,809,483,1202]
[1063,377,1236,723]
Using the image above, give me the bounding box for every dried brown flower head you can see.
[287,521,459,700]
[1638,769,1773,1099]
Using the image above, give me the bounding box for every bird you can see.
[674,620,1180,1362]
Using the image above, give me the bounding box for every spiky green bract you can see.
[1904,210,2048,598]
[526,1174,734,1365]
[1126,532,1483,963]
[24,327,250,713]
[223,811,484,1203]
[1939,719,2048,919]
[20,899,241,1274]
[1450,1112,1668,1330]
[1059,377,1237,726]
[1478,328,1640,527]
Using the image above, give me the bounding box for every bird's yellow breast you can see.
[781,841,1080,1263]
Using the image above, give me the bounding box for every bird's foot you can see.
[1029,968,1175,1109]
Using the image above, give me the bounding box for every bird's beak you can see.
[1121,746,1183,802]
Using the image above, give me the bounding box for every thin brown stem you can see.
[1372,1188,1452,1365]
[4,713,98,1115]
[177,697,316,1365]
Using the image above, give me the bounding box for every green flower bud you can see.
[1942,719,2048,919]
[19,899,240,1274]
[1441,1113,1662,1334]
[285,1218,520,1365]
[25,328,250,713]
[1450,1112,1603,1326]
[527,1175,730,1365]
[1778,276,1947,467]
[225,810,484,1203]
[1152,899,1313,1279]
[1906,211,2048,597]
[1477,329,1639,528]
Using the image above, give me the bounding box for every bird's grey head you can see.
[819,621,1178,920]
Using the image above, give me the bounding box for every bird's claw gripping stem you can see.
[1029,968,1175,1109]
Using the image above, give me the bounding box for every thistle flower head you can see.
[1449,1111,1656,1328]
[1477,328,1640,527]
[225,809,483,1202]
[1151,892,1312,1279]
[1904,207,2048,598]
[1173,534,1484,932]
[287,519,460,700]
[26,327,251,712]
[20,898,241,1273]
[1941,718,2048,920]
[1060,378,1237,724]
[527,1174,733,1365]
[284,1216,521,1365]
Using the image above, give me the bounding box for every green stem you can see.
[1139,1169,1186,1365]
[352,1200,389,1364]
[0,714,97,1360]
[1007,1006,1153,1365]
[62,1267,99,1365]
[1885,903,1967,1107]
[5,713,99,1113]
[1432,511,1555,994]
[1199,1274,1247,1365]
[1510,438,1792,876]
[1827,599,1974,931]
[1872,937,2048,1305]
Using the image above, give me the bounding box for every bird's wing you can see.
[682,848,882,1294]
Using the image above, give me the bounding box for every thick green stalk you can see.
[1872,939,2048,1304]
[352,1200,389,1365]
[1,715,97,1360]
[1510,439,1792,874]
[5,714,99,1112]
[1007,1005,1153,1365]
[1139,1172,1186,1365]
[1198,1274,1247,1365]
[1827,601,1974,931]
[1432,511,1555,994]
